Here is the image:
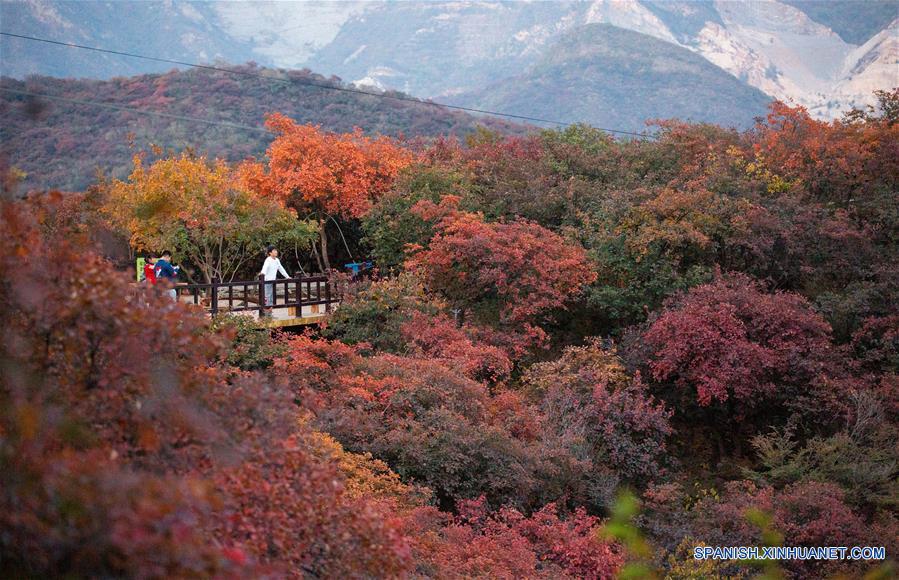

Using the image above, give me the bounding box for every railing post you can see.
[297,277,304,317]
[210,277,219,316]
[258,274,266,318]
[325,277,332,312]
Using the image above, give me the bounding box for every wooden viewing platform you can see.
[178,274,342,328]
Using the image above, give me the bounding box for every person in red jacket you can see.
[142,255,157,285]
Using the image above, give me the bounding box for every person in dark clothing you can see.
[154,250,180,301]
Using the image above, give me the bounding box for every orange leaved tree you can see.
[242,113,414,271]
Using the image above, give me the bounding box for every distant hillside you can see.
[782,0,897,45]
[449,24,773,132]
[0,65,521,192]
[0,0,251,79]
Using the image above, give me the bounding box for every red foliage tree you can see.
[751,100,899,206]
[415,497,624,579]
[696,481,873,578]
[852,315,899,374]
[642,273,837,411]
[401,310,513,384]
[407,205,596,350]
[275,334,614,511]
[211,427,413,577]
[460,131,571,225]
[0,194,238,576]
[276,335,540,507]
[2,448,236,578]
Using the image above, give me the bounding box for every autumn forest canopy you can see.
[1,90,898,578]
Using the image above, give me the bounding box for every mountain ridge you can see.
[447,23,772,132]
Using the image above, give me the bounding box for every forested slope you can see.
[0,65,521,191]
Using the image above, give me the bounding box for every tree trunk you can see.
[311,239,324,273]
[713,430,727,464]
[318,217,331,272]
[293,246,307,276]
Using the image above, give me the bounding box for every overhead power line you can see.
[0,87,273,134]
[0,30,655,139]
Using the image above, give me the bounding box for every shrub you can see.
[524,340,672,483]
[695,481,872,578]
[747,394,899,509]
[416,497,624,579]
[323,273,442,353]
[211,314,285,371]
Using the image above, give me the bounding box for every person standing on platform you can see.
[259,245,289,316]
[154,250,180,301]
[141,255,157,286]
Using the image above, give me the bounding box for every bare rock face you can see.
[686,1,896,118]
[830,20,899,115]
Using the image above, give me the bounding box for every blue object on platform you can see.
[345,261,374,275]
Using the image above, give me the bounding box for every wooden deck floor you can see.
[179,296,338,327]
[262,313,330,328]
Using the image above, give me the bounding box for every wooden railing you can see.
[179,275,341,318]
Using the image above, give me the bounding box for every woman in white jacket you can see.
[259,245,289,314]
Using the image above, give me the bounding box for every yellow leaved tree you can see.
[104,152,315,283]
